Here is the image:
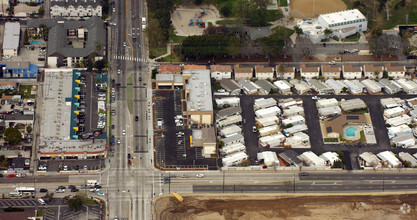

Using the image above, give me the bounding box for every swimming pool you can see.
[345,127,357,137]
[30,40,44,45]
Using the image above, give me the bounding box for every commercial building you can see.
[340,98,367,112]
[276,65,295,79]
[255,106,281,118]
[255,65,274,80]
[396,79,417,94]
[3,22,20,57]
[325,79,346,94]
[216,106,242,121]
[27,17,106,67]
[39,69,106,160]
[50,0,103,17]
[343,80,364,94]
[308,79,334,94]
[361,79,382,94]
[363,64,383,79]
[384,106,405,118]
[377,151,402,168]
[342,64,362,79]
[238,79,259,95]
[385,64,405,79]
[155,74,183,89]
[282,105,304,117]
[222,151,248,167]
[219,79,242,95]
[234,64,253,80]
[300,64,319,79]
[257,151,279,166]
[321,64,341,79]
[0,62,39,78]
[298,151,326,167]
[319,152,340,166]
[284,132,309,147]
[256,115,279,127]
[317,98,338,108]
[279,150,303,167]
[215,97,240,107]
[254,97,277,110]
[191,127,216,158]
[210,65,232,80]
[273,80,292,94]
[379,79,402,94]
[184,69,213,124]
[255,79,277,95]
[158,64,181,74]
[259,133,286,148]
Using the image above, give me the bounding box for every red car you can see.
[128,160,131,166]
[7,174,15,178]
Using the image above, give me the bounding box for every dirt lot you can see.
[171,5,222,36]
[290,0,347,18]
[156,193,417,220]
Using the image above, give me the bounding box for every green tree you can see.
[253,0,270,8]
[342,87,348,93]
[0,155,8,169]
[294,26,303,36]
[181,34,241,59]
[383,70,388,78]
[4,127,22,145]
[220,4,232,17]
[38,8,45,16]
[94,59,107,72]
[371,27,382,38]
[324,28,333,37]
[146,17,165,47]
[26,126,32,133]
[248,8,269,27]
[67,197,83,211]
[332,160,344,169]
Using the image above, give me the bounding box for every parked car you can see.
[252,126,257,133]
[39,188,48,193]
[135,116,138,121]
[7,174,15,178]
[196,174,204,178]
[80,185,88,189]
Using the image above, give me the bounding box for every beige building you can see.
[191,127,216,158]
[342,64,362,79]
[255,65,274,80]
[385,63,405,79]
[276,65,295,79]
[321,65,341,79]
[363,64,383,79]
[155,74,183,89]
[300,64,319,78]
[234,64,253,80]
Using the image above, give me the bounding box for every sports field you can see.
[290,0,347,18]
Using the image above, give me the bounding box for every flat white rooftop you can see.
[319,9,366,25]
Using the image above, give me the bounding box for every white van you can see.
[142,17,146,24]
[38,198,46,205]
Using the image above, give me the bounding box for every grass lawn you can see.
[215,20,235,25]
[265,10,283,23]
[278,0,288,7]
[324,138,339,143]
[271,26,294,38]
[208,22,213,26]
[169,29,187,43]
[341,33,360,42]
[127,74,133,114]
[160,49,183,62]
[149,46,167,59]
[19,85,36,99]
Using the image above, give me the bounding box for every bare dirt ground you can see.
[156,193,417,220]
[290,0,347,18]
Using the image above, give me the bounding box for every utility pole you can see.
[222,171,225,193]
[382,172,385,192]
[293,174,296,193]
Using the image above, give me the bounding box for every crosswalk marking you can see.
[113,55,146,62]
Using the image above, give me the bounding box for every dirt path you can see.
[156,193,417,220]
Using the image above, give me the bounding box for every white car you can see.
[122,130,126,135]
[196,174,204,178]
[350,49,359,53]
[328,61,336,65]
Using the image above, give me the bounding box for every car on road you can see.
[97,191,104,196]
[312,96,318,100]
[117,69,121,75]
[7,174,15,178]
[117,139,121,144]
[71,188,79,192]
[123,42,126,47]
[328,61,336,65]
[139,76,142,81]
[117,50,121,56]
[128,160,131,166]
[39,188,48,193]
[56,189,65,193]
[80,185,88,189]
[58,186,66,190]
[128,153,131,159]
[112,125,115,129]
[350,49,359,53]
[252,126,257,133]
[135,116,138,121]
[299,172,308,176]
[122,130,126,135]
[196,174,204,178]
[111,110,116,116]
[94,185,102,189]
[133,37,136,42]
[115,216,118,220]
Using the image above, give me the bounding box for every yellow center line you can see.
[126,0,134,57]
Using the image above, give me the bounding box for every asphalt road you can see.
[0,175,68,183]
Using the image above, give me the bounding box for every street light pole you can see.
[222,171,225,193]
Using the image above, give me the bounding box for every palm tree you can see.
[324,28,333,38]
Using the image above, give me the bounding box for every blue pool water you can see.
[30,40,44,45]
[345,127,357,137]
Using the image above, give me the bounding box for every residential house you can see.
[377,151,402,168]
[210,65,232,80]
[300,64,319,78]
[255,79,277,95]
[234,64,253,80]
[238,79,259,94]
[255,65,274,80]
[363,64,383,79]
[276,65,295,79]
[222,151,249,167]
[278,150,303,167]
[183,64,206,70]
[284,132,310,147]
[385,63,405,79]
[359,152,381,168]
[321,64,341,79]
[319,152,340,166]
[219,79,242,95]
[308,79,334,94]
[50,0,103,17]
[379,79,402,94]
[342,64,362,79]
[257,151,279,166]
[298,151,326,167]
[259,133,286,147]
[158,64,181,74]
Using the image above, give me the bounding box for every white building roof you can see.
[184,70,213,112]
[256,115,279,127]
[340,98,367,111]
[254,97,277,109]
[388,124,412,136]
[282,115,305,125]
[283,105,304,116]
[380,97,401,109]
[391,132,415,148]
[361,79,382,92]
[259,132,286,147]
[379,79,402,93]
[317,98,338,108]
[220,143,246,155]
[274,80,292,91]
[255,106,281,118]
[257,151,279,166]
[319,106,342,116]
[217,114,242,127]
[222,151,248,166]
[386,115,411,127]
[359,152,380,167]
[284,132,309,146]
[259,125,279,135]
[384,106,405,117]
[325,79,346,91]
[298,151,326,167]
[319,9,366,26]
[3,22,20,50]
[279,98,302,108]
[399,152,417,166]
[222,134,244,146]
[283,124,308,135]
[319,152,340,165]
[377,151,401,168]
[215,97,240,106]
[220,124,242,137]
[343,80,364,92]
[396,79,417,91]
